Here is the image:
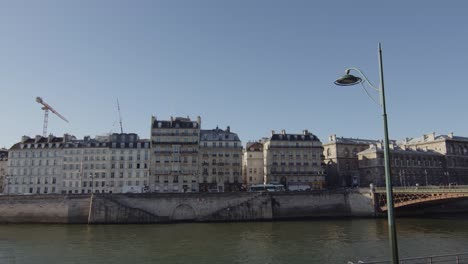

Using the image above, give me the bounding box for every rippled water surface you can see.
[1,217,468,264]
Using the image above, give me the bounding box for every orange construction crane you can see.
[35,97,69,137]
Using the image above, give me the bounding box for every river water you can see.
[1,217,468,264]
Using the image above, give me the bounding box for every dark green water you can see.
[1,218,468,264]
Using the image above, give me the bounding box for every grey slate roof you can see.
[152,117,199,129]
[358,145,443,156]
[404,134,468,145]
[0,149,7,160]
[332,137,381,145]
[200,127,240,142]
[270,133,320,142]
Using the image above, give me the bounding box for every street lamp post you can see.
[334,43,399,264]
[424,169,428,186]
[90,174,94,193]
[5,175,10,195]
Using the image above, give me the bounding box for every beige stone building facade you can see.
[357,143,445,187]
[0,149,8,193]
[324,132,468,187]
[243,142,265,186]
[323,135,380,187]
[399,132,468,184]
[199,127,242,192]
[150,116,201,193]
[263,130,325,190]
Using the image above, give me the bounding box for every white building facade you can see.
[62,133,150,194]
[7,135,66,195]
[6,133,150,195]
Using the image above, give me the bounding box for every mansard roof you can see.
[358,145,443,157]
[246,142,263,151]
[331,137,380,145]
[9,135,65,150]
[404,133,468,145]
[200,127,240,142]
[0,149,7,160]
[9,133,148,150]
[270,132,320,142]
[152,117,199,129]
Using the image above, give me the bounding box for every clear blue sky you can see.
[1,1,467,148]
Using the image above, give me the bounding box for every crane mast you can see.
[36,97,69,137]
[117,98,123,133]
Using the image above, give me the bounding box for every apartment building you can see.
[242,142,264,186]
[263,130,325,190]
[62,133,150,194]
[6,133,149,195]
[7,135,66,194]
[0,148,8,193]
[199,126,242,192]
[150,116,201,192]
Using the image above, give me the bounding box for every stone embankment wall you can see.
[0,194,90,223]
[0,190,376,224]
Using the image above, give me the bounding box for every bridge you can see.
[348,251,468,264]
[372,186,468,212]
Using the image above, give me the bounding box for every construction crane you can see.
[117,98,123,133]
[36,97,69,137]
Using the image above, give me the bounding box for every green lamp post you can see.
[334,43,399,264]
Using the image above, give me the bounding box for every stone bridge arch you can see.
[171,204,197,221]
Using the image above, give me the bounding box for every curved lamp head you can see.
[334,74,362,86]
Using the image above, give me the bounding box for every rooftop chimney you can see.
[329,134,337,142]
[271,130,275,136]
[21,136,30,143]
[226,126,230,132]
[281,130,286,135]
[448,132,454,139]
[303,129,309,135]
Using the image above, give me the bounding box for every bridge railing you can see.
[374,185,468,194]
[348,252,468,263]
